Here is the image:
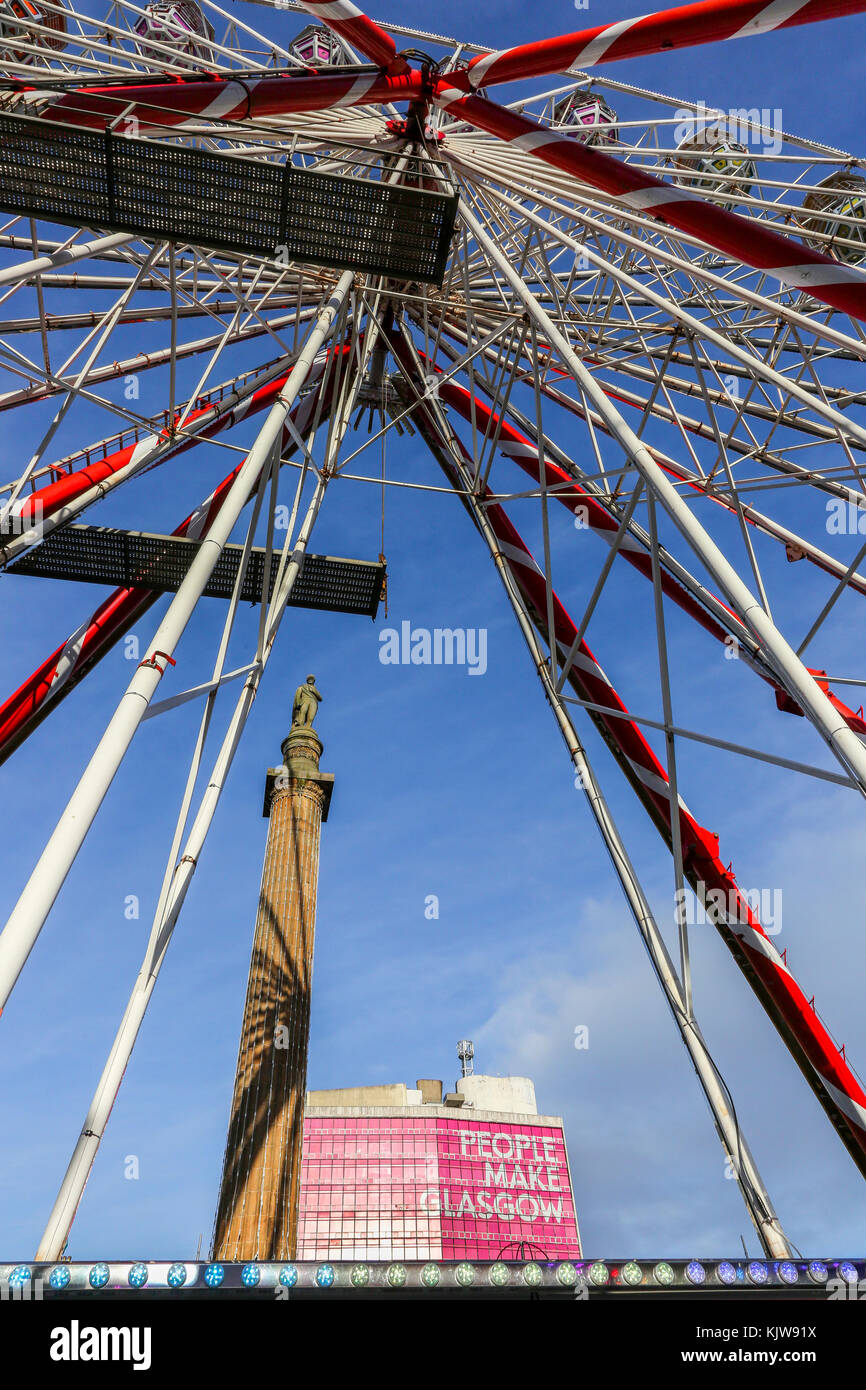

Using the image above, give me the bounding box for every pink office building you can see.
[297,1071,582,1262]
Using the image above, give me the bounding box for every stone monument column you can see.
[213,680,332,1261]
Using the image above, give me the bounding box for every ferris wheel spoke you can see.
[0,300,324,416]
[454,192,866,796]
[453,172,866,476]
[0,36,146,82]
[421,320,865,592]
[410,332,866,741]
[392,318,793,1257]
[101,0,277,73]
[100,241,292,350]
[449,138,866,361]
[425,298,866,525]
[678,334,777,612]
[460,161,856,372]
[488,366,866,679]
[645,487,694,1013]
[419,350,751,656]
[14,271,286,292]
[199,0,301,66]
[30,242,166,385]
[446,134,866,344]
[172,245,295,360]
[32,311,389,1263]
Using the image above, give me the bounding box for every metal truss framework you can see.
[0,0,864,1258]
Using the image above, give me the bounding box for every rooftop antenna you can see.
[457,1039,474,1078]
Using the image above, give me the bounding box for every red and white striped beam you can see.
[515,505,866,1175]
[435,81,866,324]
[462,0,866,88]
[19,68,424,134]
[294,0,406,71]
[0,384,329,765]
[396,342,866,1173]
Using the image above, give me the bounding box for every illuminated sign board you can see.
[298,1114,581,1262]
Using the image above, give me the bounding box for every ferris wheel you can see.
[0,0,866,1265]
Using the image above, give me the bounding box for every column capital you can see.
[263,727,334,820]
[282,725,323,775]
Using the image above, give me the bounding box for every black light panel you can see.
[0,113,457,283]
[7,525,385,618]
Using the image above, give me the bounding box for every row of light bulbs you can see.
[5,1257,859,1291]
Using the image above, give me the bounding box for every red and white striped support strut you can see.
[294,0,406,71]
[397,344,866,1175]
[464,0,866,88]
[0,380,331,764]
[434,82,866,324]
[502,503,866,1176]
[18,69,424,134]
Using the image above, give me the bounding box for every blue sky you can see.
[1,0,866,1263]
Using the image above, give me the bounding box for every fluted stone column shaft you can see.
[213,727,331,1261]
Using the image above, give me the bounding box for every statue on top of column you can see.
[292,674,322,729]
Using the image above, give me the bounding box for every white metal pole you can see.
[457,199,866,798]
[0,271,354,1016]
[0,233,134,288]
[397,323,791,1258]
[34,474,329,1262]
[35,291,382,1260]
